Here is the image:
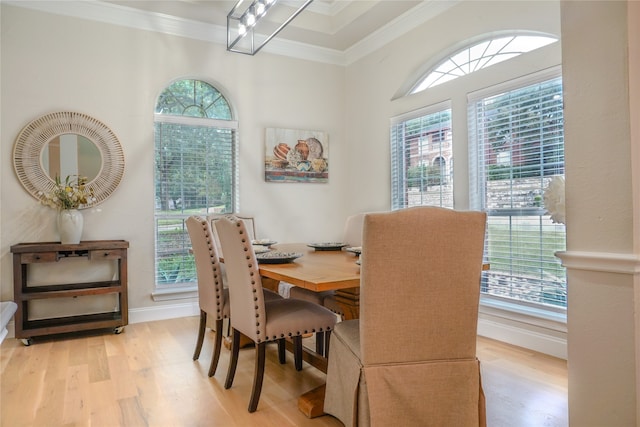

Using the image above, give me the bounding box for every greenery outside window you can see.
[468,72,566,309]
[391,104,453,209]
[154,79,238,288]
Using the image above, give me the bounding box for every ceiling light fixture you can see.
[227,0,313,55]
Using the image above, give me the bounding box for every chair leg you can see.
[208,318,224,377]
[315,332,325,356]
[324,330,331,357]
[193,310,207,360]
[277,339,286,364]
[248,342,267,413]
[293,335,303,371]
[224,328,240,389]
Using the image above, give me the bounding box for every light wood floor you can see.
[0,317,567,426]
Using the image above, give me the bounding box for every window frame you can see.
[390,100,454,210]
[467,67,566,317]
[152,79,238,296]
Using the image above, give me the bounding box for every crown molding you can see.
[4,0,457,66]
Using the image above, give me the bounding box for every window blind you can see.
[468,75,566,308]
[154,120,237,286]
[390,106,453,210]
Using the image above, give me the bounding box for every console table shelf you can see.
[11,240,129,345]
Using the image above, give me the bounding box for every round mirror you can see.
[41,134,102,182]
[13,111,125,208]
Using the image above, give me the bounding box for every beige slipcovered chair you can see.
[215,215,338,413]
[186,216,281,377]
[324,206,488,427]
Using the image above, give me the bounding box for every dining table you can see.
[258,243,362,320]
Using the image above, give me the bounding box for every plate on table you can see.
[252,239,277,247]
[253,245,270,254]
[307,242,348,251]
[256,251,303,264]
[345,246,362,255]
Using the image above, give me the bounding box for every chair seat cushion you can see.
[262,299,336,342]
[218,288,278,319]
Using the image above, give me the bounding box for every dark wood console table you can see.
[11,240,129,345]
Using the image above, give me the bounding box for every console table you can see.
[11,240,129,345]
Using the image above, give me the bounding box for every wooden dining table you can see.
[258,243,362,320]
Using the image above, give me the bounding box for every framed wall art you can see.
[264,127,329,183]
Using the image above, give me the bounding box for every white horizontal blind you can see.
[391,107,453,210]
[154,120,237,287]
[469,76,566,308]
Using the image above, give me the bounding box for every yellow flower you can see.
[40,175,96,210]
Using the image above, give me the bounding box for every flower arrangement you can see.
[39,175,96,210]
[543,176,565,224]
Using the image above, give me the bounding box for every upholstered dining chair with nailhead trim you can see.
[214,215,338,413]
[186,216,282,377]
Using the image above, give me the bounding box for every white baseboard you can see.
[478,317,567,360]
[129,301,200,324]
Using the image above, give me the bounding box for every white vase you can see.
[57,209,83,244]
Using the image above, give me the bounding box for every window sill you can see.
[480,295,567,332]
[151,285,198,302]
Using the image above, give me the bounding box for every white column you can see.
[560,1,640,425]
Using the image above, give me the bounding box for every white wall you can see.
[0,5,347,315]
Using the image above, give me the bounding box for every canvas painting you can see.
[264,127,329,183]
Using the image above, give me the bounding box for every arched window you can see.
[392,34,566,313]
[154,79,237,287]
[410,35,557,94]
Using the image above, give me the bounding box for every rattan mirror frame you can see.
[13,111,125,208]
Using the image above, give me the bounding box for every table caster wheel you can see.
[21,338,32,346]
[114,326,124,334]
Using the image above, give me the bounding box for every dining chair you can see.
[214,215,338,413]
[207,213,256,254]
[186,215,282,377]
[324,206,488,427]
[289,213,366,318]
[342,212,365,247]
